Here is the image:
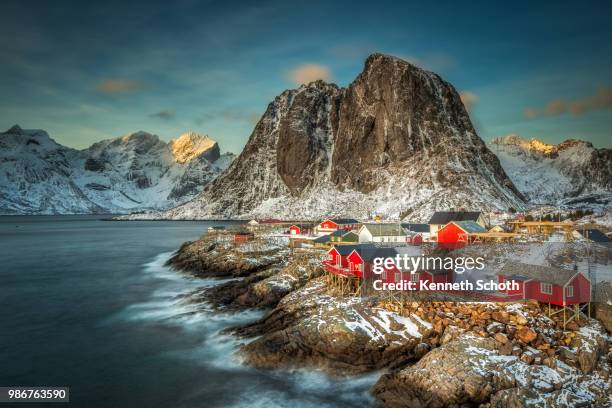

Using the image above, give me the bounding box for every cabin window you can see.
[540,282,552,295]
[382,270,387,280]
[411,273,419,283]
[394,272,401,283]
[565,285,574,298]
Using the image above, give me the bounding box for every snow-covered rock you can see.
[491,134,612,211]
[151,53,525,221]
[0,125,234,214]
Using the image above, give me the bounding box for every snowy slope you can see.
[491,134,612,211]
[0,126,234,214]
[138,54,526,221]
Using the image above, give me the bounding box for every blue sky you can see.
[1,0,611,152]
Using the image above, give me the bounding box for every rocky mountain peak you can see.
[6,124,23,134]
[492,134,555,155]
[557,139,593,151]
[119,131,160,144]
[170,132,219,163]
[162,53,525,220]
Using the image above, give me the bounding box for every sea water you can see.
[0,216,376,407]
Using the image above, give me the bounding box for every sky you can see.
[1,0,611,153]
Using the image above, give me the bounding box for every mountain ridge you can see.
[153,53,526,221]
[0,125,234,214]
[491,133,611,211]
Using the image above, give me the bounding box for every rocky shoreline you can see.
[167,234,612,407]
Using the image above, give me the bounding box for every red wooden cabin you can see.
[406,233,423,245]
[497,261,591,306]
[324,245,453,288]
[317,218,360,234]
[289,224,313,235]
[234,231,255,242]
[437,221,486,249]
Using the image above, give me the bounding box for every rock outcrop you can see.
[373,329,611,408]
[234,279,432,374]
[165,235,288,278]
[161,53,525,221]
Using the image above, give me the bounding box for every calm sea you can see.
[0,216,375,407]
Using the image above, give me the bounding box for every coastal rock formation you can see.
[373,327,611,408]
[160,53,525,221]
[165,235,288,278]
[191,253,324,310]
[234,279,433,374]
[0,126,234,214]
[167,233,611,406]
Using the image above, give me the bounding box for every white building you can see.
[358,223,407,243]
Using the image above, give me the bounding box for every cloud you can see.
[150,109,175,120]
[287,63,331,85]
[525,87,612,119]
[459,91,478,113]
[96,79,145,94]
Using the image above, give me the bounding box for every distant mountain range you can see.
[2,54,610,218]
[0,125,234,214]
[491,134,611,212]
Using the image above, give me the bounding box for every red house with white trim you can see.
[323,244,452,288]
[437,221,486,249]
[316,218,360,235]
[288,224,313,235]
[497,261,591,306]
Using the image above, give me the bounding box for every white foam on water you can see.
[117,252,377,407]
[223,369,378,408]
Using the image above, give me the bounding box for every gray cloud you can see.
[526,87,612,119]
[150,109,176,120]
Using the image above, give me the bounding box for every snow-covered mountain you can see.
[491,134,611,211]
[150,53,525,221]
[0,125,234,214]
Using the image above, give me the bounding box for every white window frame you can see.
[565,285,574,298]
[540,282,552,295]
[411,273,420,283]
[382,270,387,280]
[395,272,401,283]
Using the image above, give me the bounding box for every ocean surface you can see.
[0,216,376,408]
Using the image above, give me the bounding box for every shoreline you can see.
[167,231,612,407]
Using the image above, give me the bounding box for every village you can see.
[166,210,612,406]
[206,210,611,330]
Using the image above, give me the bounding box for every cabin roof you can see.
[361,223,407,237]
[353,245,399,261]
[453,220,487,233]
[499,261,580,286]
[429,211,482,225]
[326,218,359,224]
[577,229,611,243]
[291,223,313,229]
[313,235,331,243]
[401,223,430,232]
[333,244,368,256]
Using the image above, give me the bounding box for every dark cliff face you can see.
[181,53,525,218]
[332,54,480,192]
[276,81,342,194]
[276,53,521,199]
